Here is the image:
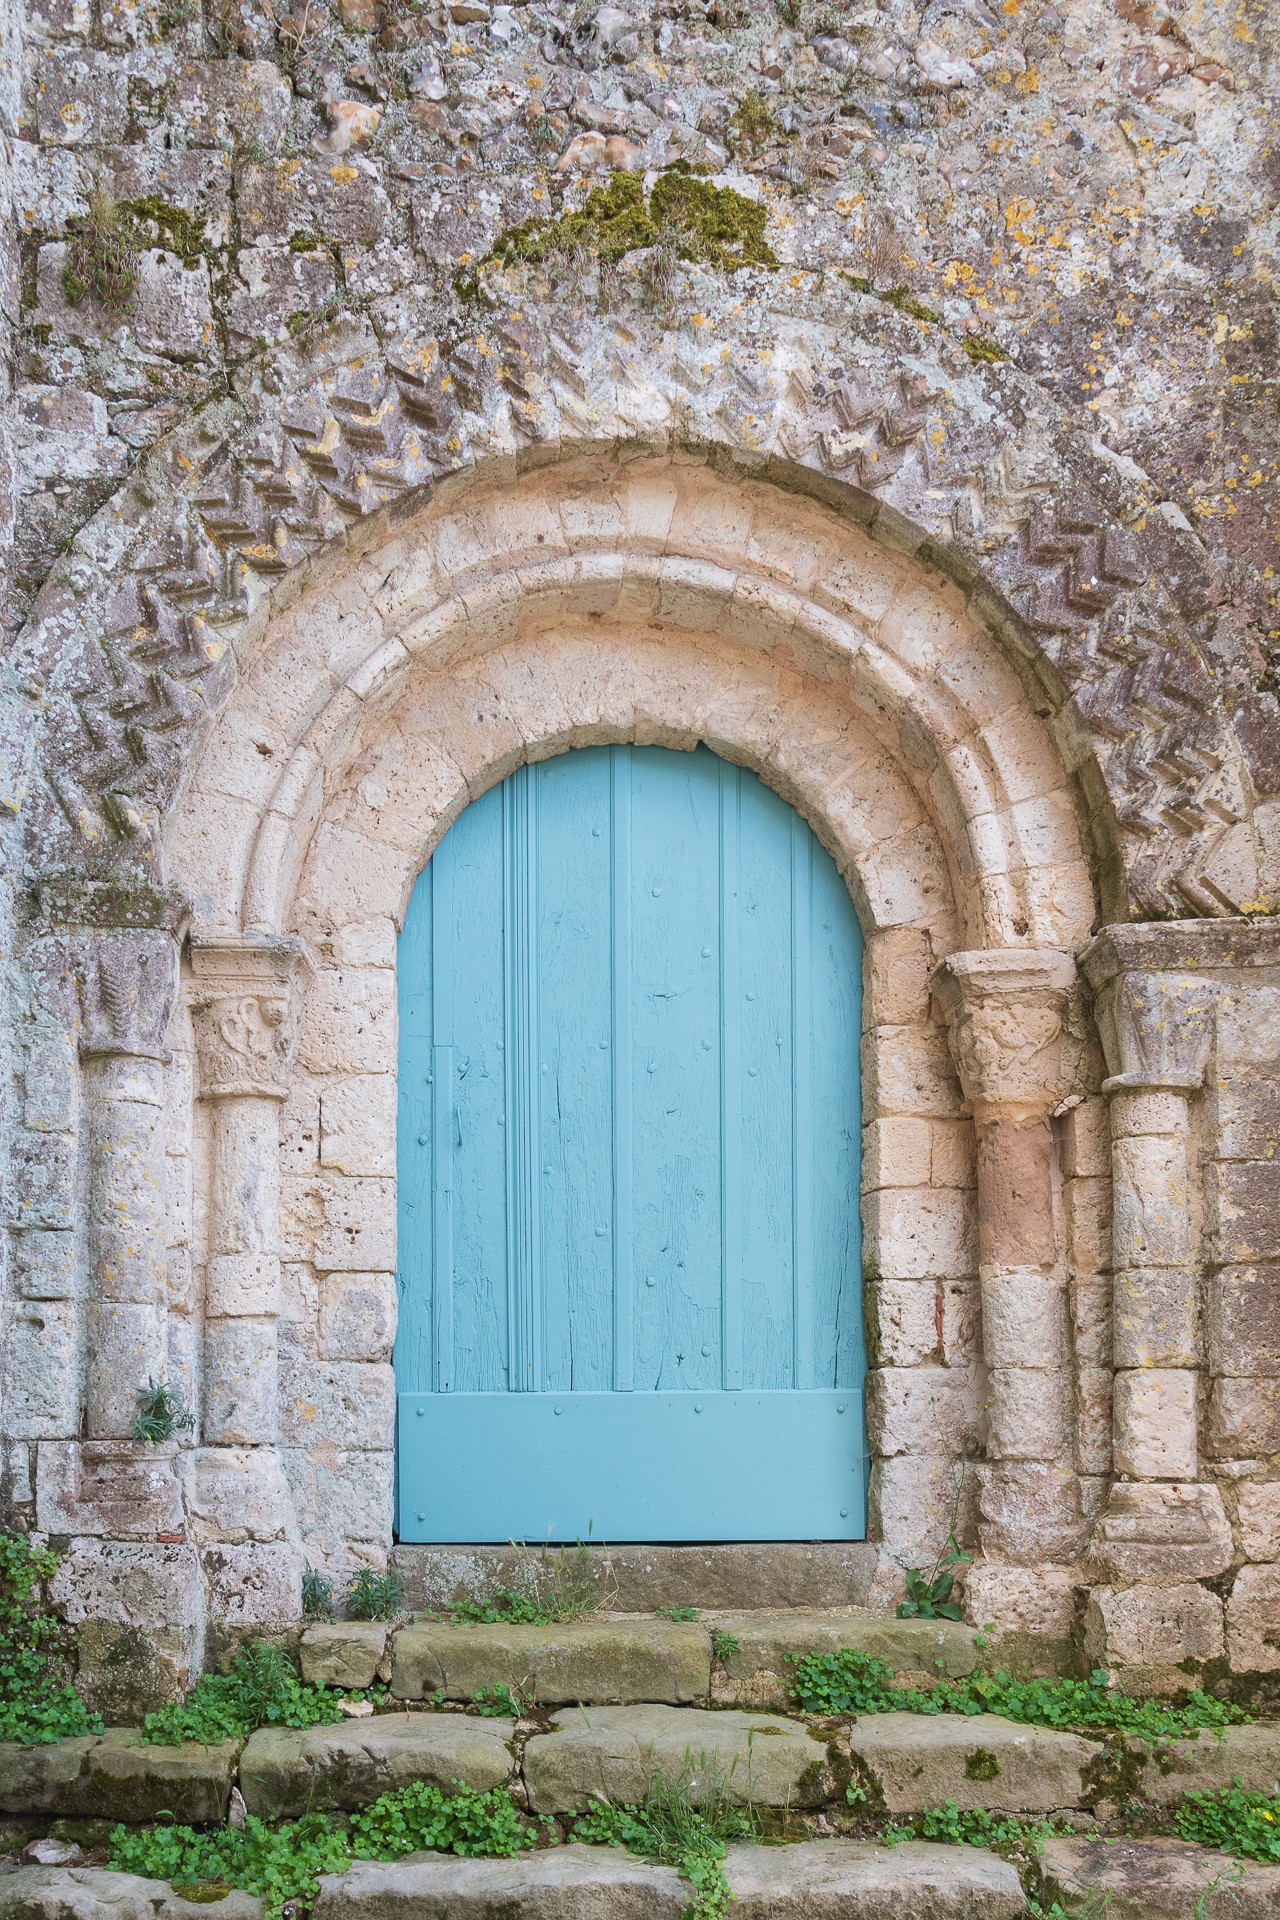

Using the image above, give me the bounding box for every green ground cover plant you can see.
[1173,1784,1280,1863]
[658,1606,701,1622]
[786,1649,1247,1744]
[879,1799,1058,1851]
[346,1569,402,1621]
[108,1781,532,1920]
[141,1642,344,1746]
[572,1759,755,1920]
[471,1683,527,1716]
[447,1540,597,1625]
[0,1529,102,1746]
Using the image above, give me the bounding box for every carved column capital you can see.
[189,937,312,1102]
[75,930,180,1061]
[933,948,1081,1121]
[1079,924,1221,1092]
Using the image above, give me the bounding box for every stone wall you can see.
[0,0,1277,1706]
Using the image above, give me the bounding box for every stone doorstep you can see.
[381,1608,981,1710]
[522,1705,836,1813]
[1042,1835,1280,1920]
[389,1541,879,1614]
[0,1843,1027,1920]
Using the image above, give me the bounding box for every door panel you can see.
[395,744,866,1542]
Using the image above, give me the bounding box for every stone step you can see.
[1042,1835,1280,1919]
[377,1608,981,1710]
[390,1542,878,1614]
[522,1704,835,1812]
[0,1732,238,1823]
[238,1713,516,1819]
[0,1842,1027,1920]
[850,1710,1102,1814]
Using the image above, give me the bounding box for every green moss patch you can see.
[488,166,777,277]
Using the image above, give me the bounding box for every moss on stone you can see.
[487,165,777,278]
[962,334,1008,364]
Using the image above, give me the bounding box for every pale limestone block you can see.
[280,1174,325,1264]
[980,1272,1067,1369]
[167,1313,200,1413]
[1063,1100,1110,1183]
[181,1445,293,1543]
[23,1028,76,1133]
[1022,862,1096,953]
[1208,1377,1280,1457]
[280,1357,395,1450]
[1006,788,1081,870]
[812,534,908,627]
[930,1120,973,1189]
[664,483,755,574]
[319,1272,397,1362]
[1067,1177,1112,1276]
[11,1228,77,1300]
[1113,1369,1198,1482]
[332,918,399,968]
[167,1247,195,1312]
[302,826,413,930]
[285,1446,395,1552]
[299,969,397,1077]
[1113,1266,1197,1369]
[861,1117,932,1191]
[1109,1088,1188,1140]
[1208,1168,1280,1267]
[314,1176,396,1273]
[978,1460,1086,1565]
[744,518,838,599]
[862,1026,964,1120]
[865,1365,976,1458]
[164,1151,194,1253]
[863,1186,976,1282]
[281,1079,322,1178]
[868,1280,938,1368]
[203,1541,302,1626]
[1216,986,1280,1073]
[986,1367,1066,1461]
[865,926,933,1026]
[319,1075,397,1177]
[875,577,976,678]
[280,1261,319,1329]
[1075,1368,1113,1475]
[941,1279,980,1367]
[1071,1278,1112,1367]
[86,1301,165,1439]
[1209,1076,1280,1162]
[978,706,1065,806]
[1237,1482,1280,1562]
[1226,1564,1280,1672]
[863,825,955,932]
[1112,1135,1192,1267]
[167,789,262,932]
[1084,1583,1224,1676]
[964,1564,1078,1638]
[204,1317,279,1445]
[934,638,1026,730]
[872,1452,975,1559]
[51,1539,204,1629]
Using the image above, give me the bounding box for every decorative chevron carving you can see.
[21,320,1248,920]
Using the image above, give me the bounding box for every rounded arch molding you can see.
[6,322,1265,927]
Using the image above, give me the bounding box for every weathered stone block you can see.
[710,1608,977,1710]
[980,1273,1066,1371]
[10,1227,78,1300]
[1212,1076,1280,1162]
[1226,1564,1280,1673]
[280,1358,395,1450]
[33,49,129,142]
[862,1188,976,1281]
[300,1623,388,1690]
[204,1318,279,1445]
[2,1299,80,1436]
[86,1300,167,1439]
[1207,1265,1280,1376]
[285,1447,394,1551]
[1208,1163,1280,1264]
[239,1714,514,1818]
[977,1462,1086,1565]
[181,1446,293,1543]
[1042,1835,1280,1920]
[865,1367,976,1459]
[82,1729,239,1823]
[1090,1481,1233,1583]
[238,162,393,250]
[1208,1377,1280,1456]
[313,1178,396,1274]
[1237,1481,1280,1561]
[850,1712,1101,1813]
[866,1280,938,1368]
[202,1542,301,1627]
[0,1870,262,1920]
[524,1706,833,1813]
[1112,1266,1197,1368]
[986,1367,1066,1461]
[318,1075,397,1178]
[35,245,215,361]
[318,1272,397,1362]
[0,1737,98,1815]
[962,1564,1078,1643]
[4,1130,74,1229]
[1112,1368,1197,1482]
[392,1619,710,1707]
[1083,1583,1224,1687]
[36,1440,183,1538]
[171,61,291,148]
[226,247,338,360]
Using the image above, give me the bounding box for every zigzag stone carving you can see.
[14,307,1246,919]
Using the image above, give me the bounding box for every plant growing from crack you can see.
[130,1379,195,1446]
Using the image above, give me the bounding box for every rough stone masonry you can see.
[0,0,1277,1708]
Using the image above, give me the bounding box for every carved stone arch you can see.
[7,318,1262,923]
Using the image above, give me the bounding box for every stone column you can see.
[77,933,181,1441]
[188,938,308,1607]
[1080,927,1231,1679]
[935,950,1084,1579]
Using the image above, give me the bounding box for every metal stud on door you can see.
[395,745,866,1541]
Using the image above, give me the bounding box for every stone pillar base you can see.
[1083,1582,1225,1695]
[1090,1482,1232,1582]
[49,1540,204,1717]
[35,1441,183,1539]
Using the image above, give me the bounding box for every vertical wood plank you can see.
[719,757,743,1392]
[503,767,542,1395]
[430,837,453,1392]
[611,747,634,1391]
[791,814,814,1391]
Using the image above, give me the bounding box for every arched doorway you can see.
[394,743,866,1542]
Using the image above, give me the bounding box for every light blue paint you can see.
[395,744,865,1542]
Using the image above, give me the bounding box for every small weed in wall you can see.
[130,1379,195,1446]
[896,1533,970,1621]
[347,1569,403,1621]
[63,188,142,312]
[302,1569,335,1622]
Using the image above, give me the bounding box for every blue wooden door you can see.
[395,745,865,1542]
